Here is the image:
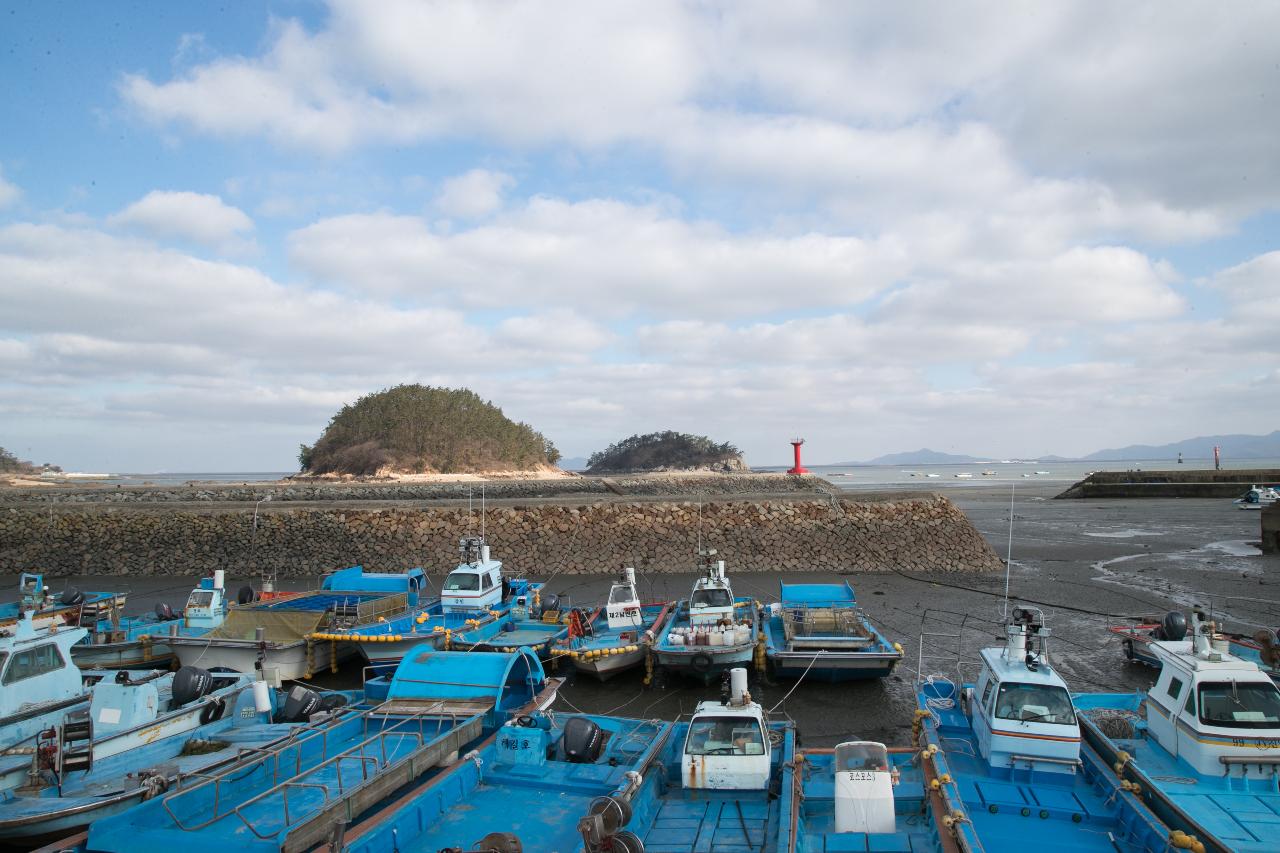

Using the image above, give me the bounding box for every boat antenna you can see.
[480,484,486,541]
[468,486,474,534]
[696,500,703,555]
[1002,482,1015,621]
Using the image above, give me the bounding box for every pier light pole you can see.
[252,494,273,539]
[787,438,810,475]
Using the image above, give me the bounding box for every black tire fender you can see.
[1122,638,1135,660]
[199,697,226,725]
[690,652,713,674]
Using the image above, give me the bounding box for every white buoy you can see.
[213,569,225,590]
[730,667,748,704]
[252,680,272,714]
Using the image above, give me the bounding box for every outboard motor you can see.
[60,587,84,606]
[279,684,324,722]
[171,666,214,707]
[562,717,605,764]
[237,585,257,605]
[154,602,175,621]
[1153,611,1188,641]
[541,593,561,615]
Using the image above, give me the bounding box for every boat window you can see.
[1197,681,1280,728]
[691,588,731,608]
[186,590,214,608]
[1184,688,1196,717]
[685,716,766,756]
[980,679,994,710]
[1166,676,1184,701]
[444,571,480,591]
[993,682,1077,726]
[834,742,889,772]
[609,585,637,605]
[480,573,492,591]
[2,643,65,685]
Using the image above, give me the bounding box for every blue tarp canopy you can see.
[779,582,856,607]
[389,646,546,712]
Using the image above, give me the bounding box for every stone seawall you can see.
[0,495,1001,577]
[1056,469,1280,499]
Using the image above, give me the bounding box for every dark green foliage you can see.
[0,446,22,473]
[586,431,741,473]
[302,385,560,475]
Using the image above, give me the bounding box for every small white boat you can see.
[1235,485,1280,510]
[925,473,940,478]
[1034,470,1051,475]
[954,472,973,479]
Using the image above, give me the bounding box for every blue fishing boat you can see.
[650,550,761,685]
[0,615,92,754]
[320,537,545,670]
[72,572,232,671]
[450,603,575,659]
[914,607,1170,852]
[167,565,428,682]
[560,567,673,681]
[784,742,954,852]
[80,646,561,853]
[761,582,903,681]
[328,666,793,853]
[1077,607,1280,853]
[1111,611,1280,684]
[0,572,127,631]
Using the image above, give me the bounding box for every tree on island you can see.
[298,385,560,476]
[585,431,745,474]
[0,446,60,475]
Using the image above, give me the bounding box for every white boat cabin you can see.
[606,567,643,630]
[1145,610,1280,778]
[1235,485,1279,509]
[833,741,898,834]
[688,553,735,628]
[183,570,229,630]
[969,608,1081,776]
[682,668,771,790]
[442,536,505,615]
[0,615,89,748]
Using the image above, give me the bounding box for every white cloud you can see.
[434,169,514,219]
[108,190,255,252]
[0,166,20,209]
[287,199,908,318]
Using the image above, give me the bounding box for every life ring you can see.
[690,652,714,674]
[199,697,226,725]
[1122,638,1135,661]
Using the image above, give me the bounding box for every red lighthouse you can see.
[787,438,809,475]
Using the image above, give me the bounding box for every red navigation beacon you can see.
[787,438,810,475]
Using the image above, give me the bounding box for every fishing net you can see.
[1083,707,1139,740]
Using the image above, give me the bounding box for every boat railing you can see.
[159,703,457,833]
[780,602,869,639]
[914,609,974,691]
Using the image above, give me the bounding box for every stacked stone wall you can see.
[0,495,1000,577]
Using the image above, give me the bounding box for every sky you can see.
[1,1,1278,472]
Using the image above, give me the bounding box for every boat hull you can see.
[71,638,177,670]
[767,650,900,681]
[651,643,756,684]
[569,647,646,680]
[168,637,358,683]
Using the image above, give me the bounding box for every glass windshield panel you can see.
[3,644,65,685]
[691,589,731,608]
[609,585,637,605]
[685,716,766,756]
[1198,682,1280,728]
[444,571,480,591]
[834,743,889,772]
[994,682,1077,726]
[186,590,214,608]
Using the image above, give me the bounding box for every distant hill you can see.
[299,385,560,476]
[1084,430,1280,461]
[586,431,746,474]
[854,448,988,466]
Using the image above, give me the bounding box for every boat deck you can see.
[791,752,938,853]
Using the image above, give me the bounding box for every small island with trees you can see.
[585,431,747,474]
[297,384,561,477]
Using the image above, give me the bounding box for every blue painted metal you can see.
[651,598,760,685]
[915,678,1170,852]
[0,573,126,631]
[784,747,948,853]
[761,582,902,682]
[565,602,673,680]
[333,709,796,853]
[0,616,91,752]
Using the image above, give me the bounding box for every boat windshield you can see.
[691,588,731,608]
[444,571,480,591]
[685,716,766,756]
[834,742,889,772]
[1198,681,1280,728]
[994,682,1077,726]
[186,590,215,608]
[609,584,637,605]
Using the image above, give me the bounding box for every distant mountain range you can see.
[843,431,1280,466]
[1082,430,1280,461]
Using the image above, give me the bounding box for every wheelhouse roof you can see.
[1151,640,1274,680]
[980,647,1069,688]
